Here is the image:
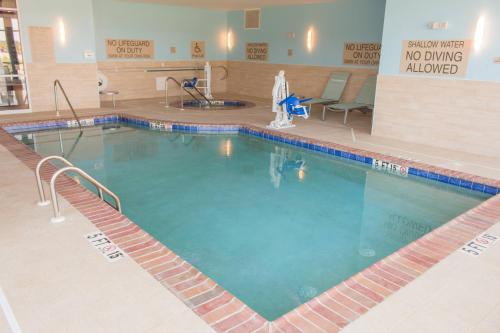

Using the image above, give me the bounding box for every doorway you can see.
[0,0,29,112]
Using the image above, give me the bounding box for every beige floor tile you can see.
[342,226,500,333]
[391,307,473,333]
[470,302,500,333]
[0,317,9,333]
[0,293,14,333]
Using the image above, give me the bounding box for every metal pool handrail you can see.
[36,155,74,206]
[49,166,122,223]
[212,65,228,80]
[54,79,82,130]
[164,77,184,109]
[164,76,202,109]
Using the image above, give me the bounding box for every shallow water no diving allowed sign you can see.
[400,40,472,77]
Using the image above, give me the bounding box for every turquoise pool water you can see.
[18,125,488,320]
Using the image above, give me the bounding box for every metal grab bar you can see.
[36,155,74,206]
[164,76,201,109]
[146,65,228,81]
[212,65,228,80]
[54,79,82,130]
[146,67,204,73]
[50,166,122,223]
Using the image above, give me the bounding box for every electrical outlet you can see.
[287,32,296,40]
[170,46,176,54]
[288,49,293,57]
[83,50,95,60]
[428,21,448,30]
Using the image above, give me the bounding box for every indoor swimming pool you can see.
[16,124,488,320]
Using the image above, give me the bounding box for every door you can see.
[0,1,29,111]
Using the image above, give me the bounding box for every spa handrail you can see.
[164,76,200,108]
[50,166,121,223]
[54,80,82,130]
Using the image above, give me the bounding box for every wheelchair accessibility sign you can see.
[191,41,205,58]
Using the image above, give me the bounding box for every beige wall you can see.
[372,75,500,157]
[98,60,375,103]
[27,63,99,112]
[226,61,378,102]
[97,61,228,101]
[26,26,100,112]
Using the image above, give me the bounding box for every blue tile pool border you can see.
[2,115,120,133]
[2,113,499,196]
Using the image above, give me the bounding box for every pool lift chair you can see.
[267,70,312,130]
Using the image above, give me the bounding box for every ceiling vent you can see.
[245,9,261,30]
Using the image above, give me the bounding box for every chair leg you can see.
[322,105,326,121]
[343,109,349,124]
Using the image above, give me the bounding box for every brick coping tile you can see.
[2,114,499,333]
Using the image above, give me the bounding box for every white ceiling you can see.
[118,0,336,10]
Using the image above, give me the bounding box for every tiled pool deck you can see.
[2,113,500,333]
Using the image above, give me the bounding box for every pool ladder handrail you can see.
[164,76,212,109]
[36,155,122,223]
[36,155,73,206]
[54,79,82,130]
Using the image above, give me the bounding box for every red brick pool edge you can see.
[2,116,499,333]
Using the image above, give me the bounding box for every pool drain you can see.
[298,286,318,300]
[358,248,376,257]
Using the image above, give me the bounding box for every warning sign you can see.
[106,39,154,59]
[246,42,269,62]
[400,40,471,77]
[343,43,381,66]
[191,40,205,58]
